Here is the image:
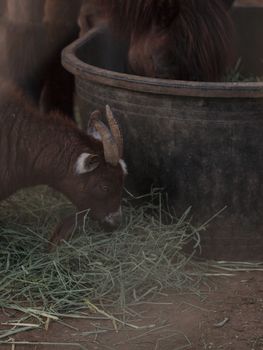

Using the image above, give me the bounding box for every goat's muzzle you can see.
[103,207,122,230]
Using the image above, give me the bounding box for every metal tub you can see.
[62,4,263,260]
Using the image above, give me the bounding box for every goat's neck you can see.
[22,114,82,189]
[0,102,83,199]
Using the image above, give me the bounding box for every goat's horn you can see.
[93,119,119,166]
[105,105,123,159]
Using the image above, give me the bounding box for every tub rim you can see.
[61,26,263,99]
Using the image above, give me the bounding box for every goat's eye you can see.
[101,185,109,192]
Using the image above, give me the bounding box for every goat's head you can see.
[101,0,235,81]
[50,106,126,246]
[72,105,126,228]
[129,0,236,81]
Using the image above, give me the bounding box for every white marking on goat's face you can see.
[75,153,91,174]
[75,153,99,174]
[104,207,122,227]
[119,159,128,175]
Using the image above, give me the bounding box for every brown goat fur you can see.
[100,0,236,81]
[0,79,125,245]
[3,0,82,117]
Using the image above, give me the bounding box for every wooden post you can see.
[7,0,45,23]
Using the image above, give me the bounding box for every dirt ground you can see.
[0,271,262,350]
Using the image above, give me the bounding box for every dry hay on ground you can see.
[0,187,204,318]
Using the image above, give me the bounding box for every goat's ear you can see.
[87,110,102,141]
[87,125,102,141]
[75,153,100,174]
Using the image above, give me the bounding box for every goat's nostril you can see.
[104,209,122,228]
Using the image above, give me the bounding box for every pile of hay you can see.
[0,187,205,316]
